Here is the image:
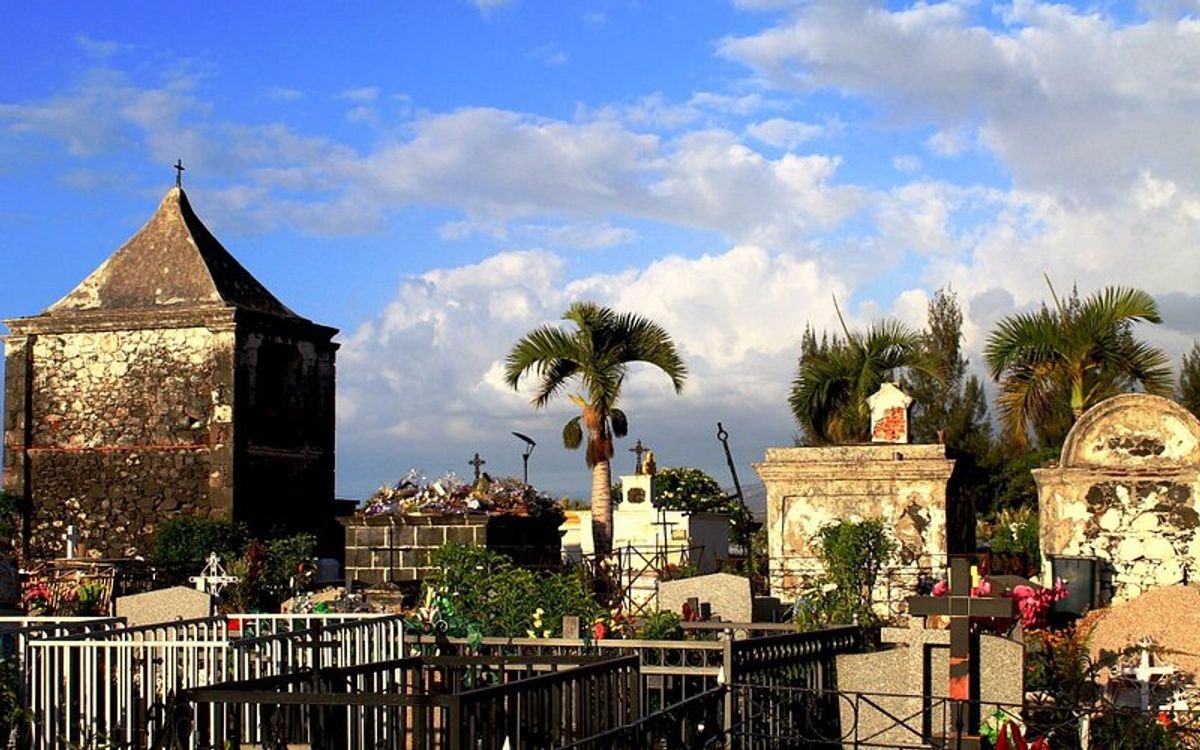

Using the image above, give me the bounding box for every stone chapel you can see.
[2,186,338,559]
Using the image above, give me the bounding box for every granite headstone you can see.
[658,573,752,622]
[115,586,214,627]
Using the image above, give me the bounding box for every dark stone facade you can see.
[3,188,338,560]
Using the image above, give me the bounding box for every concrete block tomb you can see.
[341,513,562,586]
[1034,394,1200,603]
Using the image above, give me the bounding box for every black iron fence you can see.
[155,653,639,750]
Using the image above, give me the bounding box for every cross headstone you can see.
[907,557,1015,749]
[1116,639,1177,711]
[174,159,186,188]
[64,525,80,559]
[188,552,241,596]
[468,452,486,481]
[629,439,649,474]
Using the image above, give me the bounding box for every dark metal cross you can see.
[629,439,649,474]
[468,452,486,481]
[173,159,185,187]
[907,557,1015,749]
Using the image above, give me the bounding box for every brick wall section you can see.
[872,406,908,443]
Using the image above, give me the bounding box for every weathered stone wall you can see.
[754,444,958,612]
[6,326,236,558]
[1035,394,1200,603]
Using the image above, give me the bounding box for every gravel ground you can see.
[1083,585,1200,681]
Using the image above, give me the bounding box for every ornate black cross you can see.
[173,159,185,188]
[907,557,1015,749]
[468,452,486,481]
[629,439,649,474]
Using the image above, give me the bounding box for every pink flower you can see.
[932,580,949,596]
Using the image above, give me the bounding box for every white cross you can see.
[188,552,240,596]
[64,525,80,559]
[1115,638,1177,711]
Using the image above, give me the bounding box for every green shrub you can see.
[793,519,896,630]
[652,466,755,549]
[152,516,248,563]
[636,610,683,640]
[980,505,1039,558]
[424,544,603,639]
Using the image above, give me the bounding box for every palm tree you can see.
[505,302,686,556]
[790,300,935,444]
[984,280,1173,448]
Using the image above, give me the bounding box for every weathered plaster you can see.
[1035,394,1200,603]
[754,444,957,611]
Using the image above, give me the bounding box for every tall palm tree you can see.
[984,280,1173,448]
[505,302,686,556]
[790,300,936,444]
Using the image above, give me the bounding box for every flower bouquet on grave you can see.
[22,581,51,616]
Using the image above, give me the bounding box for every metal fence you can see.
[157,652,640,750]
[21,612,402,749]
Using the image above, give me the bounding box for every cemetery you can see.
[2,185,1200,749]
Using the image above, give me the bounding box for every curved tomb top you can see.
[1058,393,1200,471]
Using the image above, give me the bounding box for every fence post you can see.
[722,636,734,746]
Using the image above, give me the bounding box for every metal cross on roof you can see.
[629,439,649,474]
[468,452,487,481]
[907,557,1016,750]
[174,159,186,188]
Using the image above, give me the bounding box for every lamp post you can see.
[512,431,536,485]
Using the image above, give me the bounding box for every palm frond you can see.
[562,416,583,450]
[609,408,629,439]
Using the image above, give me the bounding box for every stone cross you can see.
[468,452,486,481]
[629,439,649,474]
[174,159,186,188]
[64,525,80,559]
[907,557,1015,749]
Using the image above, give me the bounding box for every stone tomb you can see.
[115,585,214,628]
[754,384,966,612]
[342,512,562,586]
[1034,394,1200,602]
[837,627,1024,747]
[658,573,752,623]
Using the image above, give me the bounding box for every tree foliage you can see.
[905,287,991,454]
[984,281,1172,448]
[1178,340,1200,420]
[790,302,936,445]
[505,301,686,555]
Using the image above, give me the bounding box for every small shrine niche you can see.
[867,382,913,444]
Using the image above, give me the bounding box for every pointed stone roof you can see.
[44,187,297,319]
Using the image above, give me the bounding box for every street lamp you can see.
[511,431,536,485]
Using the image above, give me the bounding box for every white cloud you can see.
[266,86,305,102]
[337,87,380,103]
[721,2,1200,203]
[892,154,922,173]
[336,245,853,497]
[745,117,828,149]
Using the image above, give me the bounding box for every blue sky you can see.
[3,1,1200,505]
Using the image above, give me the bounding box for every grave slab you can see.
[115,586,213,627]
[658,573,752,622]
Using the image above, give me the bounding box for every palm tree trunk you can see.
[590,460,614,557]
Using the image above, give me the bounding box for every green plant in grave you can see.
[151,516,248,564]
[795,519,896,629]
[652,466,755,550]
[424,544,603,639]
[980,505,1040,560]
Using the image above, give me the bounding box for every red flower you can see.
[592,622,608,640]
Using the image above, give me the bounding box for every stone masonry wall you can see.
[11,327,235,558]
